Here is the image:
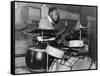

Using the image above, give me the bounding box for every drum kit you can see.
[25,27,94,73]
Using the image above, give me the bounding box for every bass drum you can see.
[49,56,95,72]
[25,47,47,72]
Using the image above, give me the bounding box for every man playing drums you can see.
[38,5,96,72]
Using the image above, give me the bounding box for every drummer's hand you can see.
[22,31,27,34]
[56,32,61,40]
[57,39,62,44]
[84,44,88,52]
[37,36,43,41]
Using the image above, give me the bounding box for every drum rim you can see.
[28,47,46,52]
[27,67,46,72]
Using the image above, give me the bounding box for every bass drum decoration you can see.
[25,47,47,72]
[49,56,95,72]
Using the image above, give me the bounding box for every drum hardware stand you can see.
[56,54,65,70]
[46,42,49,72]
[60,52,75,68]
[56,55,66,71]
[30,52,34,63]
[79,24,82,40]
[55,51,74,71]
[79,24,89,53]
[49,59,57,71]
[41,31,43,43]
[56,59,59,71]
[41,31,49,72]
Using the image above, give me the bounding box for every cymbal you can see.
[80,26,88,29]
[28,29,58,33]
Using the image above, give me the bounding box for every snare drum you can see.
[25,47,47,72]
[49,56,95,72]
[46,44,65,59]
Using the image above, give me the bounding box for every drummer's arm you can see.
[56,20,68,40]
[55,20,70,46]
[58,20,68,35]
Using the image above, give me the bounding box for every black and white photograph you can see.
[11,1,97,75]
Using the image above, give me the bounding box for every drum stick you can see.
[49,59,57,71]
[61,52,74,66]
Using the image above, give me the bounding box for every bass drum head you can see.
[49,56,94,72]
[71,56,93,70]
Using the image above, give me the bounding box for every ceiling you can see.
[16,2,97,17]
[47,4,97,17]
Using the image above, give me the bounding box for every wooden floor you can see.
[15,67,31,74]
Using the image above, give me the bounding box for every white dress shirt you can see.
[39,16,55,29]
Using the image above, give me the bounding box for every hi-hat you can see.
[79,25,88,29]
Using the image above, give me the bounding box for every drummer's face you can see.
[50,10,59,22]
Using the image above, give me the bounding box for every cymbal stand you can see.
[41,31,49,72]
